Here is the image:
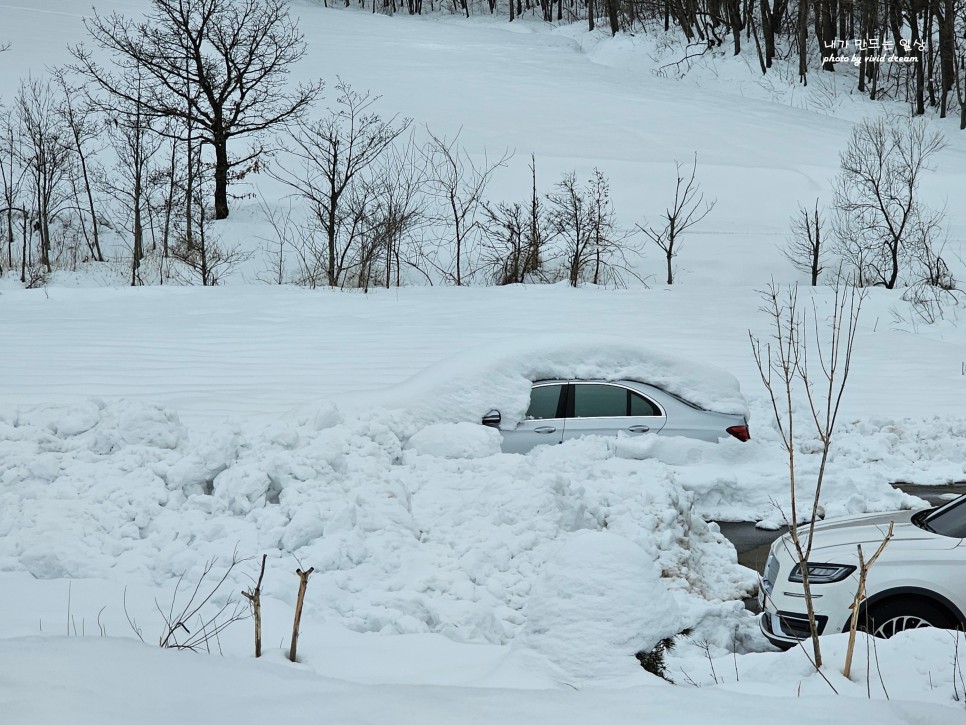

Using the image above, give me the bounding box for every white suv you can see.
[760,494,966,648]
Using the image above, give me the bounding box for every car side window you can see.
[571,384,661,418]
[526,385,563,420]
[572,384,627,418]
[629,390,661,416]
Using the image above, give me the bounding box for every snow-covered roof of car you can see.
[329,334,749,429]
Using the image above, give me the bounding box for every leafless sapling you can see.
[784,199,828,286]
[353,136,430,291]
[157,551,251,652]
[52,69,105,264]
[256,194,297,285]
[169,171,252,285]
[749,277,864,670]
[843,522,894,680]
[98,76,163,286]
[480,155,552,285]
[0,110,28,277]
[548,168,637,287]
[269,80,411,288]
[363,133,430,290]
[637,154,715,285]
[15,77,75,274]
[422,130,510,286]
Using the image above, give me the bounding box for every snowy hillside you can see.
[2,1,966,723]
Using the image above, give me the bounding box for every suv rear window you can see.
[915,496,966,538]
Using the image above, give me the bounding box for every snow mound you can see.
[404,422,503,458]
[0,399,754,652]
[518,531,682,685]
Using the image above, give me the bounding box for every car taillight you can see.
[726,425,750,442]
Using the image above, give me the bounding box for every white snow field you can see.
[3,1,966,722]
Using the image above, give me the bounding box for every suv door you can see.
[561,382,666,443]
[501,383,567,453]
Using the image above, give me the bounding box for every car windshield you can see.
[915,494,966,538]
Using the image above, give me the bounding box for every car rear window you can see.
[629,391,660,416]
[572,384,660,418]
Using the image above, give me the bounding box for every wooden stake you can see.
[242,554,268,658]
[289,566,314,663]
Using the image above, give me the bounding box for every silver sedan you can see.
[482,379,750,454]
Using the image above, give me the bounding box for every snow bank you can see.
[5,634,964,725]
[404,422,503,459]
[671,626,966,712]
[518,531,682,685]
[0,399,754,655]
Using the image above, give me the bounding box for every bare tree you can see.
[358,137,429,290]
[169,144,252,285]
[147,130,188,273]
[750,278,864,669]
[480,155,552,285]
[99,77,163,286]
[0,110,28,277]
[548,168,636,287]
[784,199,828,286]
[422,131,510,286]
[637,154,715,285]
[52,70,105,264]
[256,194,296,285]
[269,80,411,288]
[15,77,75,275]
[72,0,322,220]
[956,51,966,131]
[832,117,946,289]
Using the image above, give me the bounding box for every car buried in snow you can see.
[759,494,966,648]
[481,378,751,454]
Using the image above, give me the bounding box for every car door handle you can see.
[627,425,650,433]
[534,426,557,434]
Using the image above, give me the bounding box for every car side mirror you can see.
[482,410,501,428]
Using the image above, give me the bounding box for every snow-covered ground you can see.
[2,2,966,722]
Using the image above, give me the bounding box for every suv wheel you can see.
[867,599,955,638]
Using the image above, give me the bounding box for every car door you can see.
[561,382,666,444]
[501,382,567,453]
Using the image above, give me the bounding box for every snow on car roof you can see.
[330,334,749,429]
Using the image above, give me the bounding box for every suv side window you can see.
[526,384,564,419]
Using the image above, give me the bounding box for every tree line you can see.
[0,0,713,289]
[0,0,958,299]
[350,0,966,128]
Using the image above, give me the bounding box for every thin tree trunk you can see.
[213,131,229,220]
[70,122,103,262]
